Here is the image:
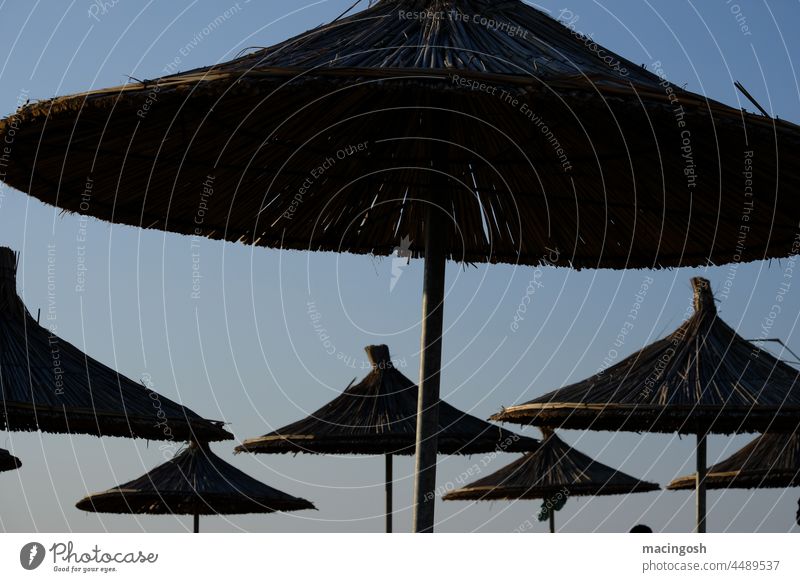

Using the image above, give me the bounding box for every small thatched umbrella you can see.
[0,447,21,473]
[76,441,315,532]
[0,247,230,442]
[5,0,800,531]
[493,277,800,532]
[236,344,538,532]
[667,432,800,490]
[444,428,658,532]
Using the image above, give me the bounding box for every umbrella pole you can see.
[412,204,446,533]
[696,432,707,533]
[549,510,555,533]
[193,512,199,534]
[385,454,393,533]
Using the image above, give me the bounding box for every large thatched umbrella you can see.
[3,0,800,531]
[443,428,658,532]
[667,432,800,491]
[493,278,800,532]
[236,344,538,532]
[0,447,21,473]
[76,441,314,532]
[0,247,230,442]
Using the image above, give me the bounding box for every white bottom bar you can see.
[1,533,796,581]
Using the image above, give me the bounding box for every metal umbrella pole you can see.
[385,454,393,533]
[412,203,447,533]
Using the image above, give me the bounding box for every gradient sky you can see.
[1,0,799,533]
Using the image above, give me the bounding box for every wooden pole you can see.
[696,432,707,533]
[549,510,555,533]
[191,441,201,534]
[412,203,446,533]
[385,454,393,533]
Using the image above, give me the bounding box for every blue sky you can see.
[1,0,799,533]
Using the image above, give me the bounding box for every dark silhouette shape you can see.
[238,344,538,532]
[443,428,659,533]
[0,448,21,473]
[667,432,800,490]
[76,441,314,533]
[0,247,230,442]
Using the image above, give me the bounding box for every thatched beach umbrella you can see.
[237,344,537,532]
[493,278,800,532]
[0,247,230,442]
[76,441,314,532]
[3,0,800,530]
[443,428,658,532]
[0,447,21,473]
[667,432,800,491]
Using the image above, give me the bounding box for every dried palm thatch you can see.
[0,247,230,442]
[237,345,536,456]
[6,0,800,533]
[444,428,657,532]
[1,0,798,269]
[0,447,21,473]
[493,278,800,435]
[237,344,537,532]
[493,277,800,532]
[76,441,314,532]
[443,429,658,500]
[667,432,800,490]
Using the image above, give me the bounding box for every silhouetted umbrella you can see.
[493,278,800,532]
[76,441,314,532]
[667,432,800,490]
[0,447,21,473]
[4,0,800,531]
[443,428,658,532]
[237,344,537,532]
[0,247,230,442]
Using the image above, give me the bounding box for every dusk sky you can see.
[1,0,799,533]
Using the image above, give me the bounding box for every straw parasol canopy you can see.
[667,432,800,490]
[493,277,800,532]
[76,441,315,532]
[443,428,658,531]
[0,447,21,473]
[237,344,538,531]
[0,247,230,442]
[1,1,798,268]
[4,0,800,531]
[237,345,537,455]
[492,277,800,434]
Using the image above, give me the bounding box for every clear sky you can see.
[1,0,799,533]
